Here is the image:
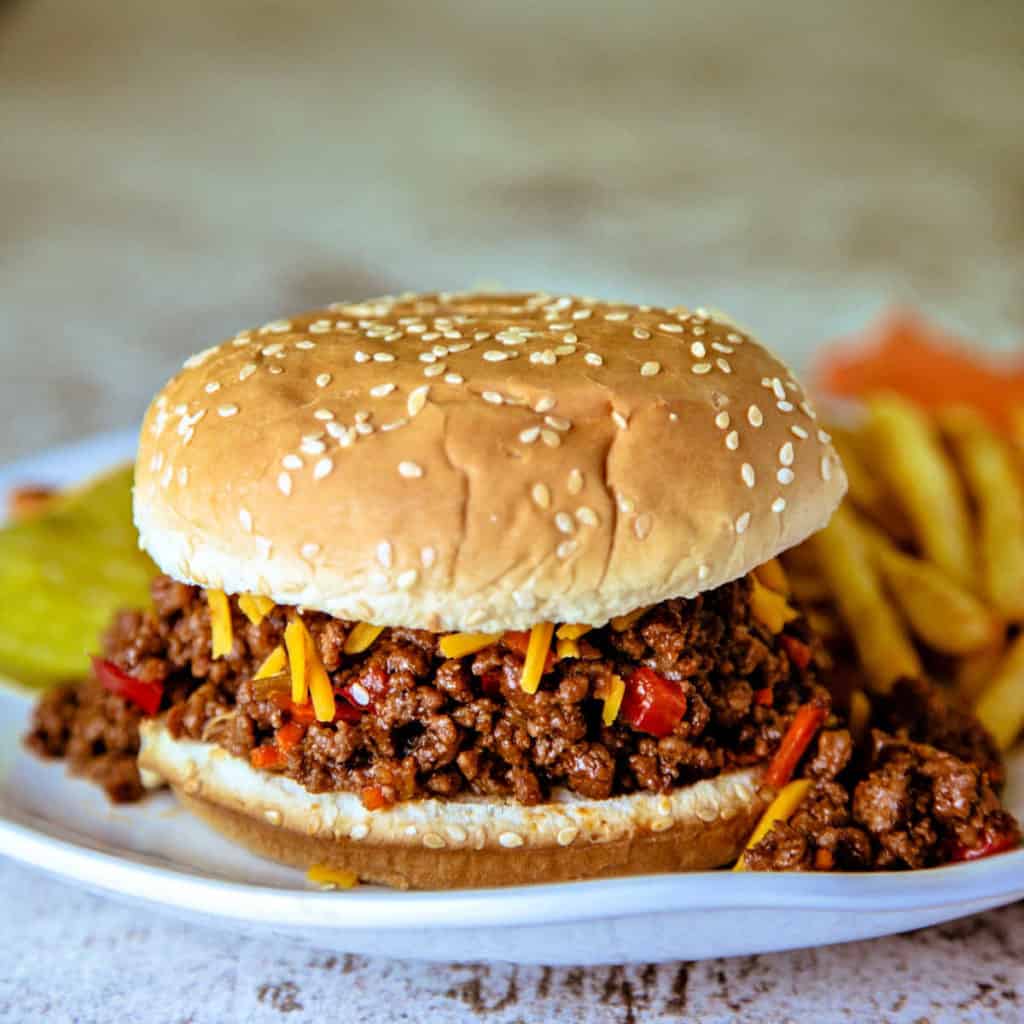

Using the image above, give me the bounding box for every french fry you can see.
[975,632,1024,750]
[857,520,997,655]
[939,406,1024,620]
[828,425,912,541]
[956,639,1007,703]
[867,394,974,587]
[809,506,922,693]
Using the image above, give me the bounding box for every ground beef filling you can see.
[27,574,824,808]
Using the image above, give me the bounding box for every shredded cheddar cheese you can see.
[254,645,288,680]
[753,558,789,595]
[556,637,581,660]
[306,864,359,889]
[439,632,503,659]
[284,616,309,705]
[519,621,555,694]
[749,577,800,634]
[602,674,626,726]
[556,623,592,641]
[207,588,233,659]
[733,779,813,871]
[343,622,384,655]
[305,630,336,723]
[238,593,275,625]
[610,606,649,631]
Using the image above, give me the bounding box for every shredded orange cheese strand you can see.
[610,606,649,631]
[519,622,554,693]
[306,864,359,889]
[556,623,591,640]
[301,628,336,723]
[556,637,581,661]
[284,616,309,704]
[254,645,287,680]
[749,577,800,634]
[753,558,789,595]
[439,632,503,659]
[602,674,626,726]
[343,622,384,655]
[238,593,275,626]
[207,589,233,659]
[733,779,813,871]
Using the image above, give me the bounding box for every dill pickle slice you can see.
[0,464,156,689]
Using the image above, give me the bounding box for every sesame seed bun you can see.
[134,292,846,631]
[138,720,770,888]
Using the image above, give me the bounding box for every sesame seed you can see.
[611,410,629,431]
[800,401,818,419]
[482,391,503,405]
[354,351,370,364]
[373,352,396,363]
[605,311,630,322]
[715,411,730,429]
[572,308,592,319]
[519,426,541,444]
[584,352,604,367]
[398,461,424,479]
[419,352,437,364]
[556,827,579,846]
[556,539,578,560]
[640,360,661,377]
[301,542,321,559]
[204,381,221,394]
[554,344,576,356]
[314,409,335,421]
[422,833,445,850]
[397,569,418,589]
[300,438,326,456]
[716,358,732,374]
[545,414,571,432]
[282,454,303,470]
[691,362,712,375]
[669,412,679,422]
[217,404,239,417]
[725,431,739,450]
[499,832,524,848]
[295,340,316,350]
[776,400,794,412]
[444,373,464,384]
[780,442,794,466]
[576,506,599,527]
[239,508,253,533]
[741,463,755,488]
[633,327,651,340]
[777,468,795,485]
[772,378,787,400]
[376,541,392,568]
[261,320,291,334]
[407,385,430,417]
[316,373,332,388]
[698,564,710,581]
[634,513,653,540]
[772,497,787,513]
[539,429,560,448]
[424,363,446,378]
[735,512,751,534]
[617,493,636,514]
[448,342,470,354]
[369,382,395,397]
[555,512,575,534]
[567,468,584,494]
[239,363,257,381]
[314,458,334,480]
[483,350,508,362]
[727,332,744,343]
[261,343,284,357]
[277,472,292,496]
[821,455,833,481]
[658,322,683,333]
[183,345,219,369]
[690,342,707,358]
[791,425,809,439]
[747,405,763,428]
[711,342,734,354]
[691,325,707,337]
[534,396,556,413]
[532,483,551,509]
[817,428,832,443]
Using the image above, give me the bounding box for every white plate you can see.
[1,430,1022,965]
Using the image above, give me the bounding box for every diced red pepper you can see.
[754,687,774,706]
[250,744,285,770]
[479,669,503,696]
[619,667,687,738]
[275,721,305,752]
[948,828,1021,863]
[780,635,812,670]
[764,703,827,788]
[361,784,393,811]
[504,631,556,674]
[272,690,360,725]
[92,657,164,716]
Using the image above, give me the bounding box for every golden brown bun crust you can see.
[140,723,770,889]
[134,292,846,631]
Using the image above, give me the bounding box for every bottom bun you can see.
[139,720,771,889]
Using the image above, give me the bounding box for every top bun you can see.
[134,292,846,632]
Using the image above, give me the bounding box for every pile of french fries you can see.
[782,394,1024,752]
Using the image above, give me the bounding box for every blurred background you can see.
[3,0,1023,462]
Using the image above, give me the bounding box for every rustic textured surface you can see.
[2,0,1024,1019]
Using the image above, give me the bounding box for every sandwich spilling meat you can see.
[27,292,1019,887]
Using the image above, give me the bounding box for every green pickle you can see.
[0,465,156,689]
